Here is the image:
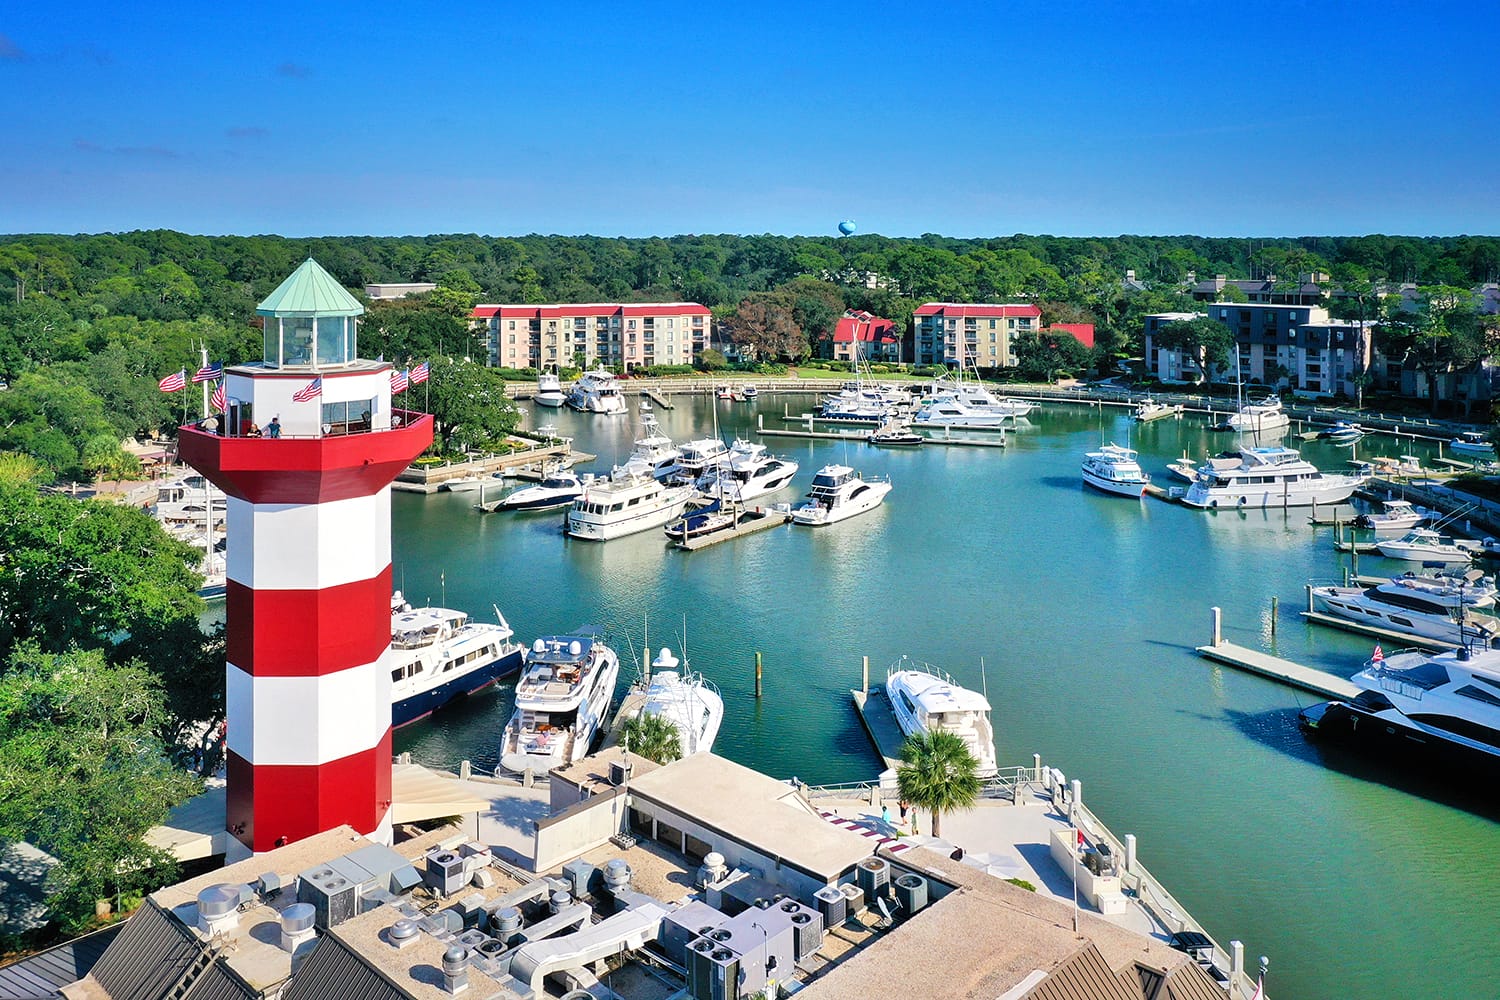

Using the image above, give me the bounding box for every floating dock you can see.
[1134,404,1184,422]
[1195,638,1360,700]
[672,508,789,551]
[640,388,674,410]
[850,686,907,773]
[1308,504,1359,525]
[758,427,1006,448]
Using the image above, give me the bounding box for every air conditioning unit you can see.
[687,938,718,1000]
[424,849,468,897]
[893,873,928,915]
[856,857,890,900]
[813,886,846,928]
[839,882,865,914]
[296,867,359,930]
[781,901,823,961]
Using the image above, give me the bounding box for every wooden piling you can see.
[861,655,869,696]
[755,651,763,699]
[1271,595,1278,635]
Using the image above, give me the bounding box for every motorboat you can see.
[534,368,567,408]
[152,475,227,525]
[624,647,723,755]
[566,368,628,414]
[1309,581,1500,646]
[441,475,488,493]
[912,370,1031,427]
[1081,443,1150,499]
[489,469,586,512]
[1374,528,1478,565]
[1181,446,1364,509]
[1450,431,1495,457]
[664,499,738,542]
[1166,453,1201,483]
[742,385,759,399]
[389,603,527,728]
[1298,645,1500,772]
[885,657,998,777]
[694,439,799,502]
[790,464,892,525]
[1318,421,1366,445]
[565,461,695,540]
[627,409,682,481]
[499,632,621,774]
[867,422,924,447]
[818,388,896,421]
[1353,499,1431,533]
[716,385,741,401]
[675,437,731,481]
[1134,398,1182,422]
[1218,396,1290,434]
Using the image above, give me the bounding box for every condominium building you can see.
[472,302,712,371]
[829,310,901,362]
[912,303,1041,367]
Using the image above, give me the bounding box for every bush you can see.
[638,364,696,377]
[1005,878,1037,892]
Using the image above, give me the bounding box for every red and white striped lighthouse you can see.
[179,259,431,854]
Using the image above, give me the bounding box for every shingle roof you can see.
[257,259,364,318]
[0,924,120,1000]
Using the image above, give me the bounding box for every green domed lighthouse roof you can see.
[256,258,364,318]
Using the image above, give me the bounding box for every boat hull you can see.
[1081,468,1148,498]
[500,489,583,511]
[1182,479,1359,509]
[791,483,891,525]
[1310,588,1497,644]
[393,647,525,729]
[566,492,693,540]
[535,393,567,408]
[1299,700,1500,774]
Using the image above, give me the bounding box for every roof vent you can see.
[196,884,241,936]
[442,945,470,995]
[389,918,420,950]
[280,903,317,957]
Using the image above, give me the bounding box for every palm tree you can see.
[621,712,682,765]
[896,730,981,840]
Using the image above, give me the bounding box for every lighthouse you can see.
[178,259,432,854]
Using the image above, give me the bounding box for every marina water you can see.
[379,395,1493,1000]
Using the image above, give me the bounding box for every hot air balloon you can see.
[837,220,857,236]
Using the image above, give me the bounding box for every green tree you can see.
[1010,331,1093,382]
[1378,285,1490,415]
[895,730,981,840]
[423,357,522,455]
[620,712,683,765]
[695,347,728,371]
[0,644,200,930]
[1152,317,1236,384]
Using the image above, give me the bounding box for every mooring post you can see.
[1032,752,1042,785]
[1271,595,1278,635]
[1124,833,1137,874]
[861,655,869,696]
[1211,606,1222,647]
[755,651,763,699]
[1343,565,1350,586]
[1306,584,1315,614]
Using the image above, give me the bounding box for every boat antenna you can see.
[980,656,988,701]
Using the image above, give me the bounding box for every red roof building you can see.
[473,302,712,370]
[912,302,1042,367]
[829,310,901,362]
[1048,323,1095,349]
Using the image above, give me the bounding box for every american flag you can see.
[211,381,226,413]
[409,361,430,385]
[391,368,409,394]
[292,377,323,402]
[1371,644,1384,663]
[158,369,187,392]
[192,362,223,383]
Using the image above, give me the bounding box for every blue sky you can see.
[2,1,1494,238]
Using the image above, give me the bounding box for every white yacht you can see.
[1299,645,1500,771]
[565,461,695,540]
[694,439,799,503]
[885,658,998,777]
[912,373,1031,427]
[389,604,527,728]
[1310,581,1500,646]
[1182,446,1364,509]
[790,464,892,525]
[1221,396,1290,434]
[152,475,227,525]
[1353,499,1430,533]
[566,368,628,414]
[499,633,620,774]
[1450,431,1494,457]
[627,409,682,481]
[624,647,723,756]
[819,387,899,421]
[534,368,567,408]
[491,469,586,512]
[1081,443,1150,499]
[441,475,487,493]
[675,437,731,481]
[1374,528,1478,565]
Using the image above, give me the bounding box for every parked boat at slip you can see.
[1374,528,1479,565]
[1182,446,1364,509]
[1134,398,1182,422]
[1450,431,1495,457]
[488,469,586,512]
[675,436,731,481]
[1354,499,1431,533]
[627,409,682,481]
[1310,581,1500,646]
[663,499,737,542]
[1299,645,1500,773]
[534,367,567,408]
[694,439,798,503]
[1319,421,1366,445]
[623,647,723,756]
[790,464,892,526]
[886,657,998,777]
[499,632,621,774]
[1217,396,1290,434]
[390,602,527,728]
[441,475,488,493]
[565,461,695,540]
[1167,452,1201,483]
[867,422,925,447]
[566,368,628,414]
[1081,443,1149,499]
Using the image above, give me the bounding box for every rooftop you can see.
[257,258,364,318]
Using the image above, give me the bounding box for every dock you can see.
[640,388,674,410]
[1308,503,1359,525]
[758,427,1006,448]
[673,509,789,551]
[850,686,907,773]
[1195,639,1360,700]
[598,688,647,751]
[1334,539,1385,554]
[1134,404,1184,422]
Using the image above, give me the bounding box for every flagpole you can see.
[199,342,210,418]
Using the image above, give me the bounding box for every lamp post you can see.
[750,921,777,998]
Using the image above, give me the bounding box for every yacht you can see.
[441,475,487,493]
[1309,580,1500,646]
[1181,446,1364,509]
[1353,499,1430,533]
[534,368,567,408]
[1374,528,1478,565]
[499,632,621,774]
[1081,443,1150,499]
[1299,645,1500,772]
[885,658,998,776]
[489,469,586,512]
[694,439,799,503]
[389,603,527,728]
[818,388,895,421]
[1219,396,1290,434]
[1449,431,1494,457]
[867,421,924,447]
[790,464,892,525]
[627,409,682,481]
[565,461,695,540]
[1318,421,1366,445]
[624,647,724,756]
[675,437,731,481]
[912,375,1031,427]
[566,368,628,414]
[152,475,227,525]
